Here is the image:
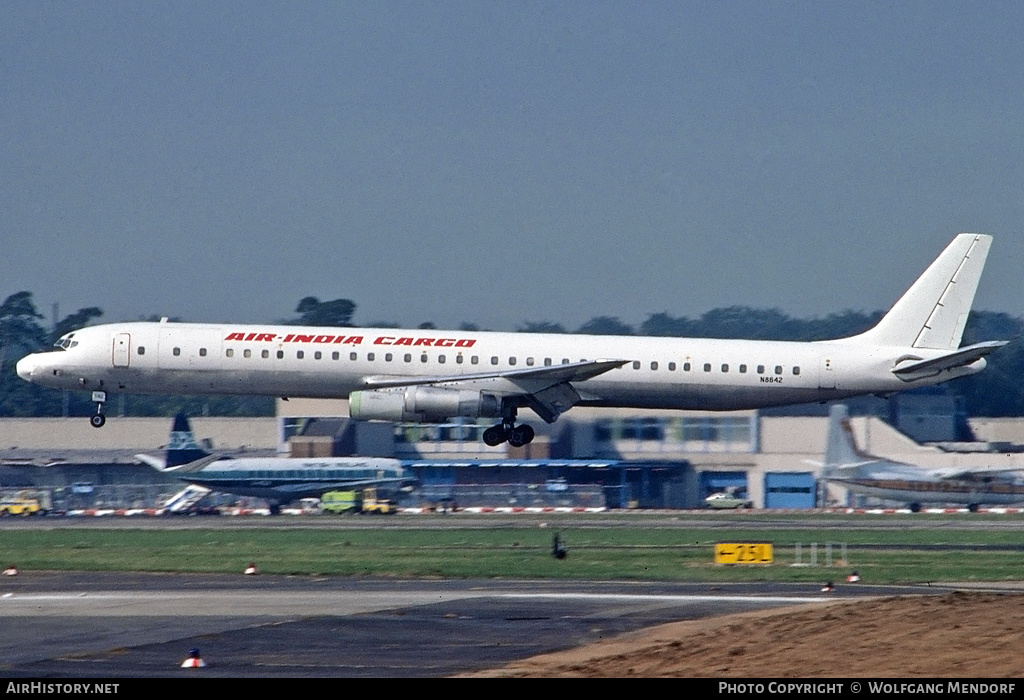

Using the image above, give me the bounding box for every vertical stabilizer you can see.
[823,405,872,474]
[166,413,210,468]
[850,233,991,350]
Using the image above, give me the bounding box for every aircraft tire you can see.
[90,414,106,429]
[483,425,507,446]
[508,424,535,447]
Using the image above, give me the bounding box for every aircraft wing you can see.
[135,453,166,470]
[892,341,1008,377]
[361,359,630,423]
[135,453,221,473]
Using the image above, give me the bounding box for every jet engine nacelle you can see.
[349,387,501,423]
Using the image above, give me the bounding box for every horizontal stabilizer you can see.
[892,340,1008,376]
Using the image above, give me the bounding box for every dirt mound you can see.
[465,592,1024,677]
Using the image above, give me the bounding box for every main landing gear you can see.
[482,406,535,447]
[482,421,535,447]
[90,391,107,428]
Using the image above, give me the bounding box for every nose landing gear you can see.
[90,391,107,428]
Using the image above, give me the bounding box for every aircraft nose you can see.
[16,355,38,381]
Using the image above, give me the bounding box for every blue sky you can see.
[2,2,1022,330]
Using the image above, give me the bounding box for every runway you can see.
[0,572,933,677]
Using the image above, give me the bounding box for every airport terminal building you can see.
[3,395,1024,511]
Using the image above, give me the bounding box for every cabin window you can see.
[739,364,747,373]
[262,350,269,359]
[456,355,463,364]
[775,365,783,375]
[757,365,765,374]
[137,347,145,355]
[173,347,181,356]
[703,363,711,372]
[491,356,499,365]
[368,353,375,361]
[314,351,321,360]
[438,355,445,364]
[385,353,393,362]
[421,354,428,363]
[683,362,691,371]
[224,349,232,358]
[471,356,479,364]
[244,349,252,358]
[509,357,517,366]
[199,348,207,357]
[526,357,534,366]
[668,362,676,371]
[544,358,552,366]
[350,352,357,361]
[332,351,339,360]
[793,366,800,375]
[632,361,641,370]
[562,358,570,364]
[296,351,304,359]
[721,364,729,372]
[651,361,658,370]
[277,350,284,359]
[404,354,412,363]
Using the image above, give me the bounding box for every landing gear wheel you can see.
[508,424,535,447]
[483,425,508,446]
[90,414,106,429]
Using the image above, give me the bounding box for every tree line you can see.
[1,292,1021,418]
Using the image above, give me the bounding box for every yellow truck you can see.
[360,487,397,515]
[0,492,46,516]
[321,488,398,515]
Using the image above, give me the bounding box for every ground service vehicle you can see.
[0,493,45,516]
[360,488,397,515]
[321,491,359,514]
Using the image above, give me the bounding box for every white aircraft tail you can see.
[847,233,992,350]
[822,405,876,475]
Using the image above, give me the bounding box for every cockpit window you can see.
[52,333,78,350]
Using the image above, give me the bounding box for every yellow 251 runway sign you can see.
[714,542,773,565]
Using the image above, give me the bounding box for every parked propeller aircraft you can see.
[18,234,1006,447]
[136,413,415,514]
[820,404,1024,512]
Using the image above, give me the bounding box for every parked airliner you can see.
[819,404,1024,512]
[137,413,414,513]
[17,234,1006,447]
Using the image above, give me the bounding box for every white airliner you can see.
[137,413,414,513]
[17,233,1006,447]
[820,405,1024,512]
